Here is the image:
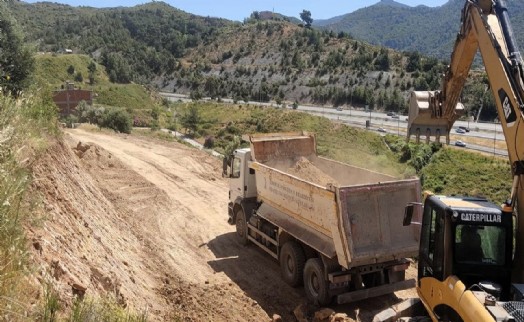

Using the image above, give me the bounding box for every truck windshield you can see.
[454,224,506,265]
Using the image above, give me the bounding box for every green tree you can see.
[374,48,390,71]
[74,71,83,82]
[300,10,313,28]
[67,64,75,75]
[224,135,240,157]
[190,90,203,101]
[102,51,132,83]
[150,105,161,130]
[406,51,421,72]
[0,5,34,96]
[87,61,97,84]
[77,100,89,122]
[180,105,200,135]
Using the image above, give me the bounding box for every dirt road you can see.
[29,127,415,321]
[62,128,307,321]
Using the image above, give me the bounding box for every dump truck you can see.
[223,132,422,305]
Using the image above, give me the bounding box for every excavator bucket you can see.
[407,91,464,144]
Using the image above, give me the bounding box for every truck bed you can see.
[248,133,421,269]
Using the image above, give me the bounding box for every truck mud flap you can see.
[336,278,416,304]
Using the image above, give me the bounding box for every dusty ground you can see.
[27,127,417,321]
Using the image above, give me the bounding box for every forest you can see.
[4,1,504,121]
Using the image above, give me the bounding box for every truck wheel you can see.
[235,209,249,246]
[303,258,332,306]
[280,241,305,287]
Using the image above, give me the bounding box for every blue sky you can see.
[23,0,449,21]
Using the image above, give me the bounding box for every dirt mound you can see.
[288,157,338,186]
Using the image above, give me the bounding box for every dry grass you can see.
[0,94,53,321]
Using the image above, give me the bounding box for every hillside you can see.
[166,20,441,112]
[9,1,499,121]
[7,2,445,111]
[35,53,159,114]
[9,1,235,83]
[314,0,524,60]
[168,19,497,120]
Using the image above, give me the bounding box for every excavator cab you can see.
[407,91,465,144]
[417,195,513,299]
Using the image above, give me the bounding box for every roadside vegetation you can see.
[0,95,50,321]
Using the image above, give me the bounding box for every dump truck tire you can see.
[280,241,305,287]
[235,209,249,246]
[304,258,332,306]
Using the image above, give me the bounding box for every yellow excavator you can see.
[402,0,524,321]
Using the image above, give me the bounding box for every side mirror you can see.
[403,204,414,226]
[222,157,230,178]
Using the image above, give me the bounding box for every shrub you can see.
[204,136,215,149]
[100,108,132,133]
[133,116,149,128]
[74,71,83,82]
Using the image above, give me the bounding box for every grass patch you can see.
[34,54,107,89]
[420,147,510,203]
[36,285,148,322]
[67,297,148,322]
[95,84,154,110]
[35,54,158,113]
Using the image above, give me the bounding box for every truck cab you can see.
[224,148,257,225]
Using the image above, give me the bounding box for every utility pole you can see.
[397,114,400,136]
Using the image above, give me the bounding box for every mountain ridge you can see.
[313,0,524,59]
